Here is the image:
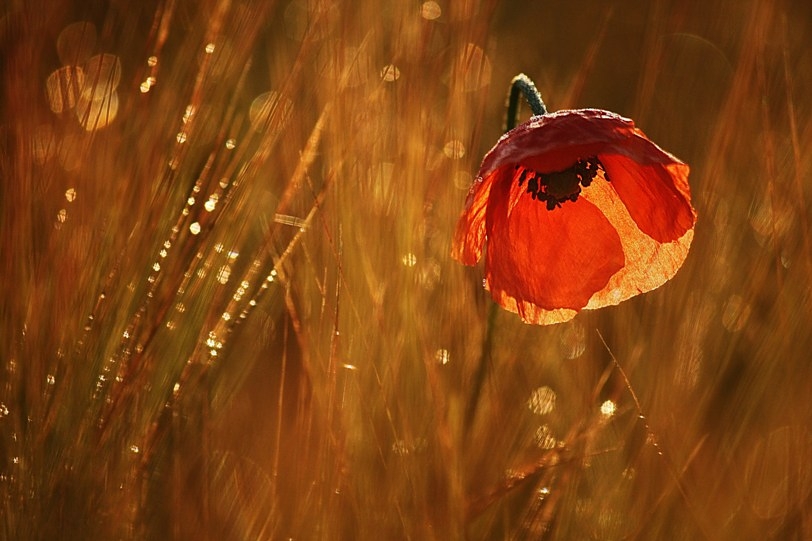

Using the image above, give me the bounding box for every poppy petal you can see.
[484,166,625,324]
[600,153,694,243]
[451,173,497,265]
[580,177,694,309]
[478,109,641,178]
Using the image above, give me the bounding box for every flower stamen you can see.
[516,156,610,210]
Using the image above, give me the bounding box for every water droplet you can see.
[32,125,55,164]
[225,139,236,149]
[453,170,472,190]
[216,265,231,284]
[435,349,450,365]
[560,322,586,359]
[0,403,9,417]
[443,139,466,159]
[65,188,77,202]
[205,43,216,54]
[421,1,442,20]
[130,444,140,454]
[204,196,217,212]
[221,312,231,321]
[316,42,373,87]
[249,91,294,134]
[528,386,556,415]
[402,253,417,267]
[76,91,119,131]
[46,66,84,113]
[56,209,67,223]
[451,43,492,91]
[56,21,97,66]
[380,64,400,82]
[82,54,122,100]
[152,262,161,272]
[722,294,751,333]
[189,222,201,235]
[600,400,616,418]
[46,375,55,385]
[147,56,158,67]
[392,440,410,456]
[177,132,188,144]
[534,425,557,449]
[183,105,195,124]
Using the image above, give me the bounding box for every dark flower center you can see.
[516,156,610,211]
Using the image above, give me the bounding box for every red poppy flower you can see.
[452,108,696,325]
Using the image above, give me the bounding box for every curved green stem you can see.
[463,302,498,439]
[506,73,547,131]
[466,74,547,440]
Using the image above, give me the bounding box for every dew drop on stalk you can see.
[32,126,55,164]
[443,139,465,159]
[56,21,96,66]
[420,1,441,20]
[82,54,121,100]
[183,105,195,123]
[225,139,236,149]
[560,322,586,359]
[380,64,400,82]
[189,222,201,235]
[453,170,472,190]
[204,195,218,212]
[452,43,492,91]
[528,386,556,415]
[722,294,751,332]
[600,400,616,418]
[76,91,119,131]
[249,91,293,133]
[216,265,231,284]
[401,253,417,267]
[46,66,84,113]
[435,349,450,365]
[534,425,557,449]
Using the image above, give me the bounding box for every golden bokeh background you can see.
[1,0,811,538]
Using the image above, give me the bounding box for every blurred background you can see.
[1,0,811,538]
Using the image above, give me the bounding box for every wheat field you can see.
[1,0,811,539]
